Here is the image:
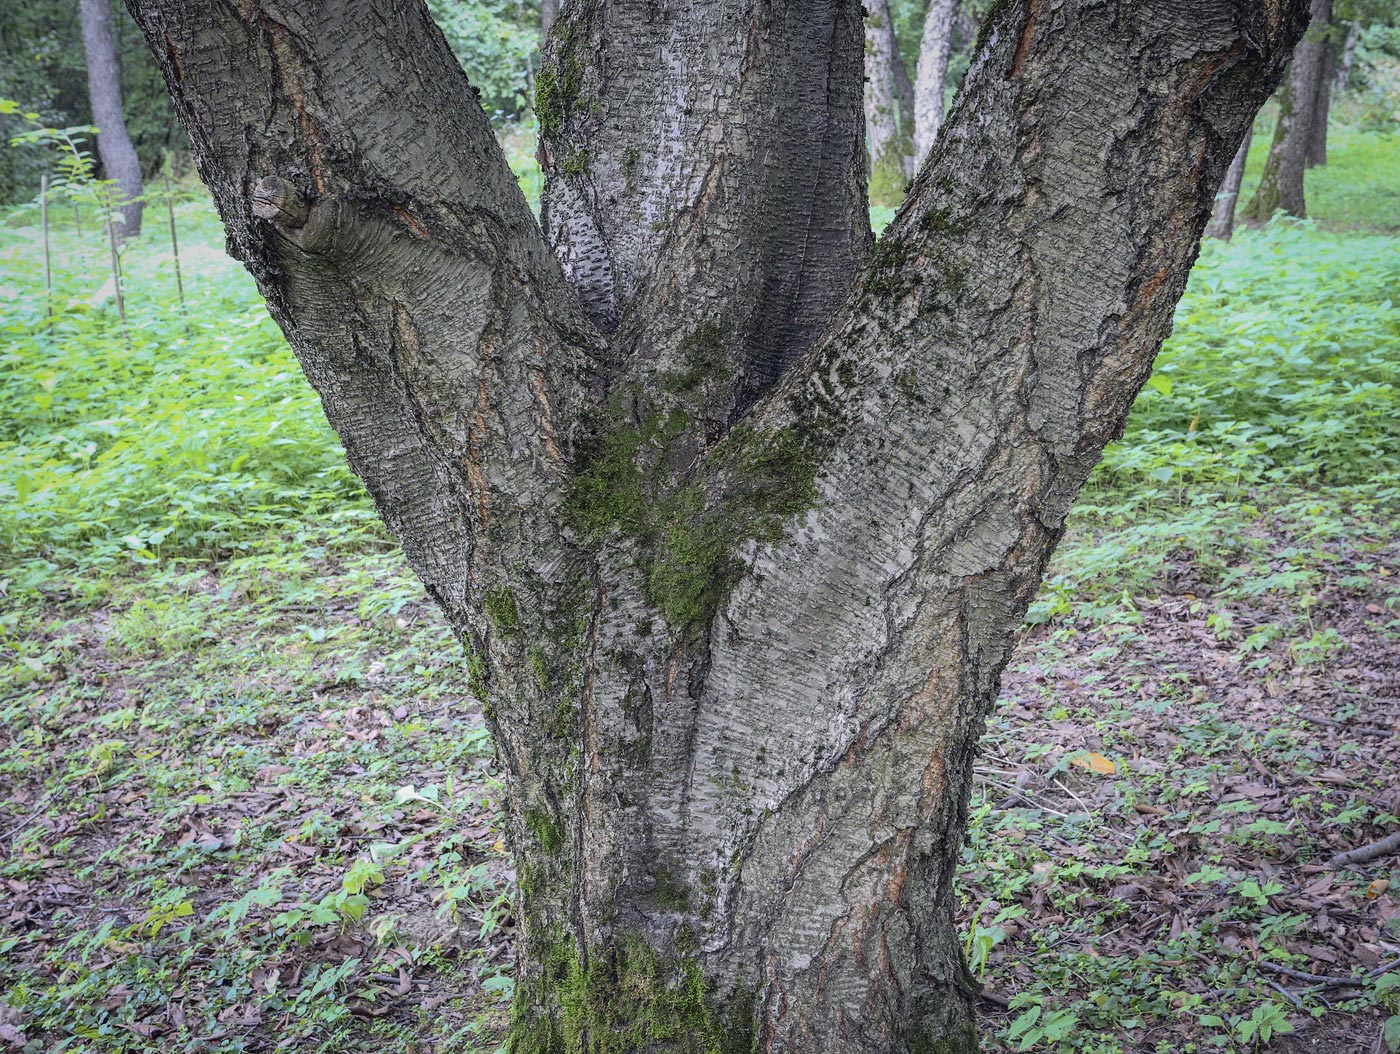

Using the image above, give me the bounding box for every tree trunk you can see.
[913,0,957,166]
[1206,127,1253,240]
[890,17,918,173]
[865,0,913,204]
[1335,20,1359,92]
[123,1,1308,1050]
[542,0,559,45]
[1243,0,1332,221]
[1306,28,1336,167]
[79,0,144,238]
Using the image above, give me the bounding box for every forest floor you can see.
[2,122,1399,1053]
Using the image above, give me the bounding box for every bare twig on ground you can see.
[1328,830,1400,869]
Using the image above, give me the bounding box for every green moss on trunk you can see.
[507,931,756,1054]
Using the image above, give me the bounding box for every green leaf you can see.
[1146,374,1173,396]
[1383,1014,1400,1053]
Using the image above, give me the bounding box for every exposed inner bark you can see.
[124,1,1309,1051]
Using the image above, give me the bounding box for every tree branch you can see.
[540,0,871,428]
[124,0,604,623]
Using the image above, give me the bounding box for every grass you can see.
[1,115,1398,1053]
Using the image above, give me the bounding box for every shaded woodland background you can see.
[1,2,1399,1052]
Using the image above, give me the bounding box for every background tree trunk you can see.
[1207,127,1253,240]
[1335,19,1359,92]
[1243,0,1333,221]
[541,0,559,44]
[865,0,913,204]
[890,20,917,174]
[79,0,143,238]
[1306,28,1336,167]
[125,0,1308,1050]
[913,0,957,166]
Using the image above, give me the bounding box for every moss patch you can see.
[565,409,820,631]
[484,586,521,631]
[507,932,756,1054]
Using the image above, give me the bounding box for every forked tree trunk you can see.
[865,0,913,204]
[913,0,957,166]
[1206,127,1253,240]
[79,0,144,238]
[1243,0,1332,221]
[123,1,1307,1050]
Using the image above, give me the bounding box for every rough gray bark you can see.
[1335,19,1359,91]
[1243,0,1332,220]
[541,0,559,43]
[1207,127,1253,239]
[79,0,144,238]
[123,1,1309,1051]
[866,0,913,203]
[913,0,958,165]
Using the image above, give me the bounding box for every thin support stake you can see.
[40,174,54,336]
[164,173,189,334]
[105,194,128,348]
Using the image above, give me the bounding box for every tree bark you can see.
[542,0,559,44]
[1207,127,1253,240]
[865,0,913,204]
[1243,0,1332,221]
[124,1,1308,1051]
[79,0,144,238]
[1306,27,1336,167]
[913,0,957,166]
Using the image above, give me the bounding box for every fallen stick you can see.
[1327,830,1400,869]
[1258,962,1365,988]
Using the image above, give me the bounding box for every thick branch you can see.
[123,0,602,624]
[539,0,870,426]
[613,0,1310,1043]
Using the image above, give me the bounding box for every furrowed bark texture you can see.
[537,0,870,421]
[1244,0,1332,220]
[79,0,144,237]
[1207,127,1253,239]
[866,0,914,205]
[127,0,1308,1051]
[913,0,958,165]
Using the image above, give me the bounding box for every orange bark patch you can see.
[1011,0,1046,79]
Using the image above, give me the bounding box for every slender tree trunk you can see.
[865,0,913,204]
[1243,0,1332,221]
[124,1,1307,1050]
[1206,127,1253,240]
[541,0,559,44]
[913,0,957,166]
[890,19,917,173]
[1306,29,1336,167]
[1335,20,1359,92]
[79,0,143,239]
